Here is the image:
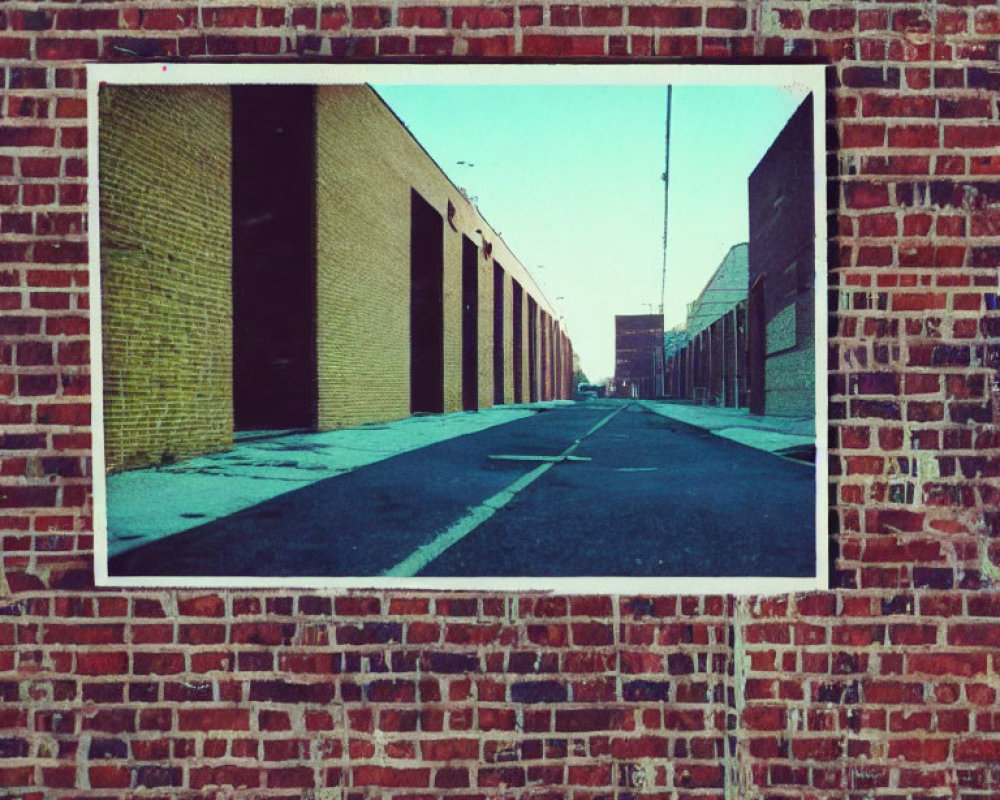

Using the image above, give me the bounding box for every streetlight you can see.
[455,161,478,204]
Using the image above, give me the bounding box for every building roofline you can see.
[748,93,814,183]
[366,84,561,326]
[689,241,749,308]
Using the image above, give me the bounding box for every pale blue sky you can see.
[375,81,809,381]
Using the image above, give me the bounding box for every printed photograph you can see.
[90,64,826,590]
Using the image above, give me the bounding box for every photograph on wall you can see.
[89,64,827,592]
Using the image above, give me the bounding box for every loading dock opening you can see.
[410,190,445,415]
[493,262,505,405]
[528,296,538,403]
[232,85,317,432]
[461,235,479,412]
[512,279,524,404]
[748,276,766,415]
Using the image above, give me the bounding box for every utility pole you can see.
[657,86,672,398]
[659,85,672,317]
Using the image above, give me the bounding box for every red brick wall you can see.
[2,3,999,798]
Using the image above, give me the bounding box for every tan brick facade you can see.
[313,85,562,426]
[314,85,412,429]
[477,250,495,411]
[100,84,567,469]
[500,267,514,403]
[99,85,233,472]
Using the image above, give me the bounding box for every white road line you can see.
[488,454,591,462]
[381,403,630,578]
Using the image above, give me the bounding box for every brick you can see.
[352,6,390,28]
[948,624,1000,647]
[944,125,1000,148]
[54,8,119,29]
[840,122,886,148]
[842,66,900,89]
[846,182,890,209]
[522,34,605,56]
[202,7,259,27]
[582,6,623,26]
[571,622,613,646]
[420,737,479,761]
[657,34,697,57]
[337,622,402,645]
[810,8,855,31]
[629,6,702,27]
[88,764,131,789]
[0,486,57,508]
[34,242,87,264]
[248,680,335,704]
[35,38,99,60]
[139,8,196,29]
[335,596,381,615]
[555,708,627,732]
[399,6,447,27]
[190,766,260,789]
[908,652,987,677]
[955,739,1000,762]
[178,709,250,731]
[15,341,52,366]
[706,6,746,28]
[453,6,513,28]
[0,37,31,58]
[353,766,431,787]
[511,681,568,703]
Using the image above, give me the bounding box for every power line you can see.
[659,85,672,317]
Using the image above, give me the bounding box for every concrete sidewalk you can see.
[638,400,815,456]
[105,401,574,557]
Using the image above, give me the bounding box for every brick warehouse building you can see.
[667,243,749,407]
[613,313,664,398]
[666,93,817,418]
[1,6,1000,800]
[747,94,816,417]
[98,82,573,472]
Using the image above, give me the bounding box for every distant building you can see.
[664,246,747,406]
[614,314,664,399]
[685,244,748,338]
[675,244,749,406]
[663,327,689,366]
[747,95,815,416]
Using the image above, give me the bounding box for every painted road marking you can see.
[488,454,592,462]
[382,403,630,578]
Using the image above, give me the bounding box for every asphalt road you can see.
[109,401,815,579]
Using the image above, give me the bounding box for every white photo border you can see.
[88,62,829,594]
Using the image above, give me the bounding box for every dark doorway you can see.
[511,280,523,404]
[527,296,538,403]
[554,325,562,399]
[231,85,317,432]
[461,235,479,412]
[748,276,766,415]
[410,190,444,415]
[493,262,505,405]
[540,312,550,401]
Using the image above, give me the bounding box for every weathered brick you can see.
[629,6,701,27]
[0,11,996,800]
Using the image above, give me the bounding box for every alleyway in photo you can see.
[109,401,814,579]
